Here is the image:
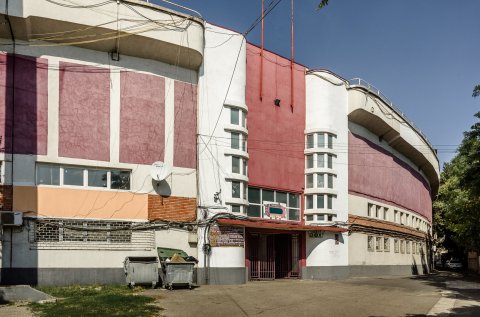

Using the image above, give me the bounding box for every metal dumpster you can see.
[157,247,195,290]
[124,256,159,288]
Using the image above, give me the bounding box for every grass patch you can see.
[30,285,162,317]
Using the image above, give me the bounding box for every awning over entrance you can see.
[217,218,348,232]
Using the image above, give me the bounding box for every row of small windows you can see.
[367,236,425,255]
[305,214,335,222]
[247,187,300,221]
[306,153,334,169]
[305,194,334,210]
[36,163,131,190]
[306,133,335,149]
[367,203,429,232]
[306,173,334,189]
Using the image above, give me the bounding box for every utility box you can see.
[124,256,159,288]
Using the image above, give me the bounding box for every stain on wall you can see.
[0,53,48,155]
[348,132,432,221]
[59,62,110,161]
[246,43,306,192]
[173,81,197,169]
[120,71,165,165]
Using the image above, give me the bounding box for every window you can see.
[241,136,246,151]
[317,173,325,188]
[306,215,313,221]
[231,132,240,149]
[64,167,84,186]
[230,108,239,125]
[247,205,261,217]
[400,240,405,254]
[231,205,241,213]
[317,195,324,209]
[383,207,388,220]
[288,193,300,221]
[327,154,333,169]
[247,187,300,221]
[276,191,287,204]
[232,181,241,198]
[406,241,411,254]
[368,203,373,217]
[376,237,382,251]
[111,170,130,190]
[306,155,314,169]
[394,239,399,253]
[317,214,325,221]
[384,238,390,252]
[394,210,398,223]
[327,174,334,189]
[306,134,314,149]
[242,159,248,176]
[36,164,60,185]
[327,215,333,222]
[232,157,240,174]
[412,242,417,254]
[327,195,333,209]
[327,134,333,149]
[376,206,381,218]
[368,236,374,252]
[306,174,313,188]
[317,133,325,148]
[88,169,107,188]
[241,111,246,128]
[306,195,313,209]
[317,154,325,168]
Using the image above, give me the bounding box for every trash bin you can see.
[157,247,195,290]
[124,256,159,288]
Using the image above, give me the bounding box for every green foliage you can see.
[473,85,480,98]
[318,0,329,9]
[434,111,480,251]
[30,285,162,317]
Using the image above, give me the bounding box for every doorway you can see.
[247,232,300,280]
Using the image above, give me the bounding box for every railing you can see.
[347,78,437,158]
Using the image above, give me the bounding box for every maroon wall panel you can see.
[348,132,432,221]
[246,43,306,192]
[173,81,197,169]
[0,53,48,154]
[120,71,165,165]
[59,62,110,161]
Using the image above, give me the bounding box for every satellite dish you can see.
[150,161,171,181]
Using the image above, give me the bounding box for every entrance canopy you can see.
[217,218,348,232]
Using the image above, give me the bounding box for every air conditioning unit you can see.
[0,212,23,226]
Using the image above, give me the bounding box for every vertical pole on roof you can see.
[260,0,264,101]
[290,0,294,112]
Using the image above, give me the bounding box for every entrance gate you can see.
[248,233,300,280]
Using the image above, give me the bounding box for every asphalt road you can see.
[149,271,480,317]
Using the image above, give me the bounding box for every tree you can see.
[318,0,329,9]
[473,85,480,98]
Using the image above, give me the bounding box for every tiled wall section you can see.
[148,195,196,222]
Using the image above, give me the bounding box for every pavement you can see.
[145,270,480,317]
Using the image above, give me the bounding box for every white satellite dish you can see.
[150,161,171,181]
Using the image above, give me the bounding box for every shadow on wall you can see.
[411,257,419,275]
[151,179,172,197]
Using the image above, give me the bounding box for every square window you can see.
[306,195,313,209]
[317,195,324,209]
[327,134,333,149]
[327,215,333,222]
[231,132,240,149]
[276,191,287,204]
[230,108,239,125]
[327,174,334,189]
[262,190,274,202]
[327,154,333,169]
[247,204,261,217]
[288,193,299,208]
[288,209,300,221]
[36,164,60,185]
[306,155,314,169]
[64,167,84,186]
[306,174,314,188]
[317,154,325,168]
[306,134,314,149]
[232,157,240,174]
[231,205,241,213]
[248,187,260,204]
[306,214,313,221]
[317,214,325,221]
[232,181,241,198]
[88,169,107,188]
[327,195,333,209]
[317,133,325,148]
[317,173,325,188]
[111,170,130,190]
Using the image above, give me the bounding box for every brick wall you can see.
[0,185,13,211]
[148,195,196,222]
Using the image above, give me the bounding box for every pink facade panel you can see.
[59,62,110,161]
[246,43,306,192]
[0,53,48,155]
[120,71,165,165]
[173,81,197,169]
[348,132,432,221]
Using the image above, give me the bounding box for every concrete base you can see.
[302,266,350,280]
[349,264,430,277]
[196,267,246,285]
[1,268,126,286]
[0,285,55,303]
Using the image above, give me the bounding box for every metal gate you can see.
[249,233,300,280]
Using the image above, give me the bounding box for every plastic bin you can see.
[124,256,159,288]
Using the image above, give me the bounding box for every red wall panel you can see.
[246,43,306,192]
[173,81,197,169]
[0,53,48,155]
[120,71,165,165]
[348,132,432,221]
[59,62,110,161]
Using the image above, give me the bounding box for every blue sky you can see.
[153,0,479,168]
